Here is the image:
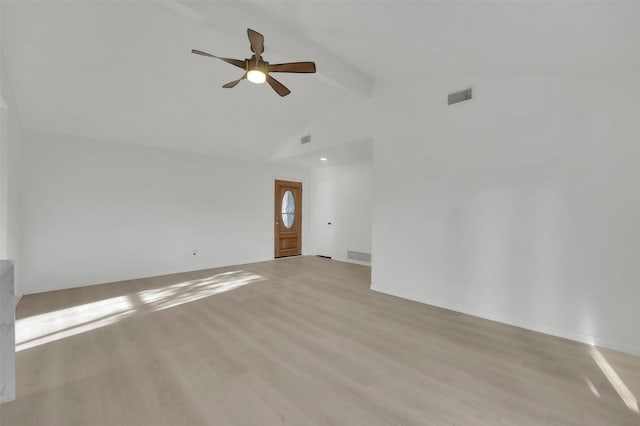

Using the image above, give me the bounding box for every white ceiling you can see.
[274,138,372,170]
[255,1,640,80]
[2,1,638,163]
[0,0,360,161]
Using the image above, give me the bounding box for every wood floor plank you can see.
[2,256,639,425]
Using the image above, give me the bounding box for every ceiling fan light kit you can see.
[247,69,266,84]
[192,28,316,96]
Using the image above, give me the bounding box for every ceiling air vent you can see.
[300,134,311,144]
[448,88,472,105]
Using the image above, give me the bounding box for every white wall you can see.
[0,53,23,301]
[371,73,640,355]
[0,99,9,257]
[21,129,309,294]
[310,162,372,264]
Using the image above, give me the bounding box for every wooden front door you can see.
[275,180,302,258]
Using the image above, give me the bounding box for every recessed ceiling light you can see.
[320,157,328,162]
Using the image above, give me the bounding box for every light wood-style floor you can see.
[1,256,639,425]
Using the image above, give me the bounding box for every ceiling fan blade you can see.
[191,49,216,58]
[268,62,316,73]
[222,73,247,88]
[266,75,291,97]
[247,29,264,56]
[191,49,245,69]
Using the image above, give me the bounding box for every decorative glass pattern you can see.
[281,190,295,228]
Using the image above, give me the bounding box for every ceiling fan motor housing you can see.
[246,57,268,74]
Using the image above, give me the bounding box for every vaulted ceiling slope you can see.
[257,1,639,80]
[0,0,372,161]
[2,1,639,161]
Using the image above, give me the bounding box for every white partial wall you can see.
[371,73,640,355]
[0,48,23,302]
[20,129,309,294]
[310,162,372,264]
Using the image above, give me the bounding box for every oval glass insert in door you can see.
[281,190,295,228]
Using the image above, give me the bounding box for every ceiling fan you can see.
[192,28,316,97]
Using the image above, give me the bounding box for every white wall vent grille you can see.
[448,88,473,105]
[347,251,371,263]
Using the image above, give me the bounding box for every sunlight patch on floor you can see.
[137,270,265,312]
[590,346,639,413]
[16,270,264,352]
[16,295,135,352]
[585,377,600,398]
